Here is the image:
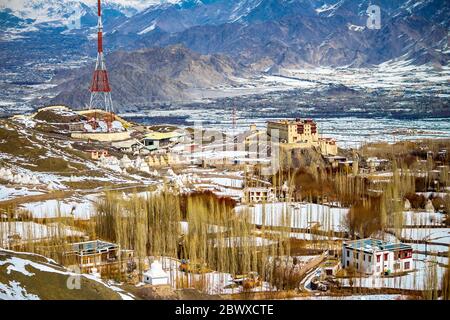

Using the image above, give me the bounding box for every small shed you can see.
[143,261,169,286]
[322,260,340,277]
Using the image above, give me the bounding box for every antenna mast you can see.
[89,0,114,113]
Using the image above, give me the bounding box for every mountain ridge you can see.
[46,45,248,108]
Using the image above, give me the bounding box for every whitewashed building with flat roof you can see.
[342,239,413,275]
[143,261,169,286]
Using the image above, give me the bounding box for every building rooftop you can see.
[268,119,316,125]
[144,131,185,141]
[344,238,412,253]
[69,240,118,256]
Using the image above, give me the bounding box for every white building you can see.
[143,261,169,286]
[342,239,413,275]
[244,187,275,204]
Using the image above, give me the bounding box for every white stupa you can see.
[134,156,143,169]
[13,174,23,184]
[21,174,31,185]
[143,260,169,286]
[4,169,13,181]
[120,155,132,169]
[97,121,108,132]
[111,121,123,132]
[30,176,40,185]
[109,156,120,166]
[404,198,411,211]
[139,162,151,174]
[425,199,435,213]
[84,123,93,132]
[99,154,108,165]
[167,168,176,177]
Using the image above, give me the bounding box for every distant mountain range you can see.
[46,45,246,107]
[0,0,448,109]
[2,0,448,67]
[105,0,449,68]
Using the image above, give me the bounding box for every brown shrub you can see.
[291,168,336,203]
[345,196,383,238]
[431,196,446,213]
[405,193,427,209]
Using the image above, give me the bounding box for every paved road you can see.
[300,266,322,292]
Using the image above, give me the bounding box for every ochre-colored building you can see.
[267,119,337,156]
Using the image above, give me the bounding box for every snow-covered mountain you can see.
[0,0,182,30]
[102,0,448,68]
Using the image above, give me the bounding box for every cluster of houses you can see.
[95,152,192,175]
[57,236,414,292]
[31,106,128,135]
[58,239,169,286]
[110,131,185,155]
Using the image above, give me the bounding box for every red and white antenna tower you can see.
[89,0,114,113]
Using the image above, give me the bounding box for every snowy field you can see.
[0,185,43,201]
[283,61,450,93]
[184,61,449,101]
[410,243,449,254]
[402,211,445,226]
[400,228,450,245]
[209,236,277,248]
[0,221,84,245]
[235,202,348,232]
[157,257,275,295]
[340,253,447,291]
[19,195,97,219]
[204,177,244,188]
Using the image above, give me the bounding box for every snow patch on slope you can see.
[0,280,40,300]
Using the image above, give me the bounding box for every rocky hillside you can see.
[116,0,448,69]
[47,45,247,108]
[0,249,134,300]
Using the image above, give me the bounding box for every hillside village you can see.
[0,103,449,300]
[1,0,450,302]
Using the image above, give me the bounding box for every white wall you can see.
[342,248,413,275]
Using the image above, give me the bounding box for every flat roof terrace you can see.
[68,240,119,256]
[344,238,412,253]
